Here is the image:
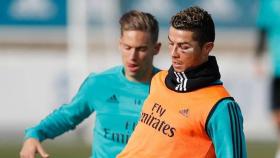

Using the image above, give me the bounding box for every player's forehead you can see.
[168,27,196,44]
[120,30,152,45]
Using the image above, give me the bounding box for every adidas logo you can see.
[106,94,119,103]
[179,108,189,118]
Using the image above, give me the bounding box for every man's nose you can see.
[170,45,179,57]
[129,49,137,60]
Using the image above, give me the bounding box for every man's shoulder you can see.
[102,65,123,75]
[81,66,123,89]
[88,66,123,79]
[152,70,167,81]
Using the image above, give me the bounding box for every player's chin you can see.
[172,65,185,72]
[126,70,138,77]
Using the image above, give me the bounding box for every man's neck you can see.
[126,67,154,83]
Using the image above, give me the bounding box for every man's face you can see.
[119,30,160,82]
[168,26,212,72]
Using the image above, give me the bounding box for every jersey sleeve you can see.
[24,74,95,142]
[206,99,247,158]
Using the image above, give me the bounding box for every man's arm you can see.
[206,99,247,158]
[20,74,95,158]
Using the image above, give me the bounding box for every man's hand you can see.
[20,138,49,158]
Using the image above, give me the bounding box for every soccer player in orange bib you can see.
[117,6,247,158]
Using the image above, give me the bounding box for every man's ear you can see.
[154,42,162,55]
[203,42,214,55]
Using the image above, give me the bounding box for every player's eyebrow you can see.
[168,36,191,46]
[120,41,148,48]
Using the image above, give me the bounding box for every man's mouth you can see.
[172,61,181,67]
[127,63,139,72]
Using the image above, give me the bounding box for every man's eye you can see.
[181,47,194,53]
[180,45,189,50]
[124,46,130,50]
[139,47,147,51]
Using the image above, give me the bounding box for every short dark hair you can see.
[170,6,215,47]
[119,10,159,43]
